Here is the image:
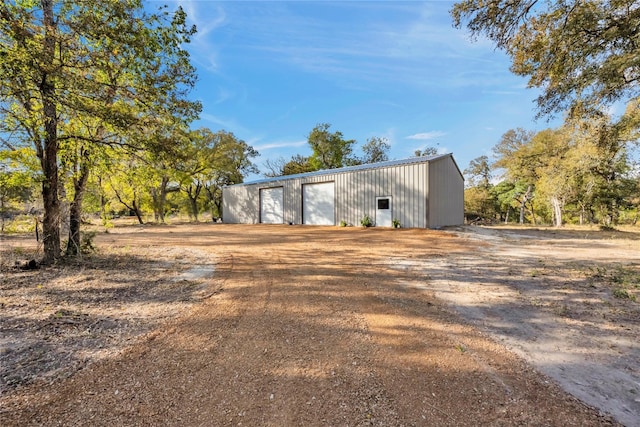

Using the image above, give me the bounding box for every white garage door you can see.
[260,187,284,224]
[303,182,335,225]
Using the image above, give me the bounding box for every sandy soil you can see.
[1,222,637,426]
[392,226,640,427]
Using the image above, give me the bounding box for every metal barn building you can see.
[222,154,464,228]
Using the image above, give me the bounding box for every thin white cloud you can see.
[199,113,249,134]
[405,131,446,140]
[171,1,226,72]
[254,140,307,151]
[229,1,508,91]
[174,0,225,40]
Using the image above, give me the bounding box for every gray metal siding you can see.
[222,184,260,224]
[223,154,462,228]
[328,162,428,228]
[427,156,464,228]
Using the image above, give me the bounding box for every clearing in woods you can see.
[1,223,639,426]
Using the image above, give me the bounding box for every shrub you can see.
[392,218,401,228]
[599,224,617,232]
[360,215,373,227]
[613,288,636,301]
[339,220,348,227]
[81,231,98,254]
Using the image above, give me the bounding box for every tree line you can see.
[454,0,640,227]
[263,123,394,177]
[0,1,261,263]
[464,106,640,227]
[2,0,639,264]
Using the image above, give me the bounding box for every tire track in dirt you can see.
[1,225,621,426]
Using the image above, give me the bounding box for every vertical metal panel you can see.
[283,179,298,224]
[418,162,426,228]
[224,154,462,228]
[428,155,464,227]
[222,184,260,224]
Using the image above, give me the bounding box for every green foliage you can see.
[339,220,348,227]
[0,0,200,262]
[392,218,401,228]
[464,155,491,189]
[360,215,373,227]
[613,289,636,301]
[308,123,357,170]
[263,130,390,177]
[414,147,439,157]
[0,149,37,216]
[487,108,640,227]
[361,137,390,164]
[1,214,36,233]
[176,128,259,221]
[464,186,499,223]
[283,154,315,176]
[452,0,640,117]
[80,231,97,254]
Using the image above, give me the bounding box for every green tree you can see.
[308,123,356,170]
[0,148,38,231]
[0,1,199,262]
[414,146,439,157]
[491,180,519,223]
[492,128,538,224]
[464,155,491,188]
[283,155,315,175]
[263,154,315,177]
[178,129,258,221]
[452,0,640,116]
[526,129,571,227]
[464,155,496,221]
[204,131,259,219]
[106,151,157,224]
[563,112,636,226]
[361,136,390,164]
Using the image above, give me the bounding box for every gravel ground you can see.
[1,222,635,426]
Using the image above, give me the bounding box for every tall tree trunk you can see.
[58,176,69,239]
[66,148,91,256]
[205,185,222,220]
[189,195,199,222]
[185,183,202,222]
[529,200,537,225]
[519,185,532,224]
[551,196,563,227]
[151,188,160,222]
[113,189,144,225]
[0,197,5,233]
[98,176,109,225]
[40,0,60,264]
[132,198,144,224]
[151,176,169,223]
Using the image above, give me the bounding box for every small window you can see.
[377,198,390,210]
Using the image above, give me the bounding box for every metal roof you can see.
[228,153,454,187]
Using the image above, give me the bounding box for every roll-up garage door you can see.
[260,187,284,224]
[303,182,335,225]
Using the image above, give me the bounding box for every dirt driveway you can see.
[1,223,638,426]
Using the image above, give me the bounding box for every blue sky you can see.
[156,1,561,180]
